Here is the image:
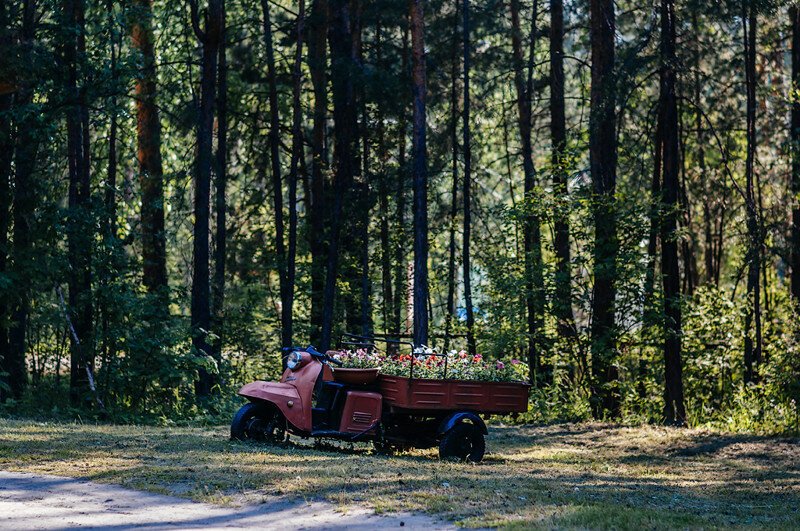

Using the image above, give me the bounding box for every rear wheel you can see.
[438,423,485,462]
[231,402,285,442]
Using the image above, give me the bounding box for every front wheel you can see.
[231,402,285,442]
[438,423,485,462]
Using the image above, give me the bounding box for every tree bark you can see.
[410,0,429,348]
[6,0,38,402]
[320,0,359,350]
[550,0,575,340]
[131,0,168,295]
[356,15,373,338]
[0,0,14,401]
[64,0,94,406]
[461,0,475,355]
[307,0,328,344]
[792,6,800,301]
[659,0,686,425]
[100,0,120,384]
[261,0,290,357]
[444,0,459,352]
[393,24,410,339]
[190,0,222,397]
[510,0,545,381]
[589,0,620,418]
[286,0,305,350]
[376,19,395,337]
[742,4,761,384]
[212,2,227,361]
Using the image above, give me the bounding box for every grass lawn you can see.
[0,418,797,529]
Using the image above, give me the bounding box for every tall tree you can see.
[261,0,290,356]
[588,0,620,418]
[0,0,13,401]
[285,0,305,349]
[549,0,575,339]
[791,6,800,301]
[462,0,475,355]
[444,0,459,352]
[510,0,545,379]
[410,0,429,348]
[100,0,121,374]
[393,24,410,339]
[6,0,38,402]
[742,1,761,383]
[356,6,373,338]
[211,1,227,360]
[64,0,95,405]
[659,0,686,425]
[189,0,223,397]
[307,0,329,343]
[376,18,395,338]
[320,0,359,350]
[131,0,168,296]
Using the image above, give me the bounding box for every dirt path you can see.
[0,471,453,530]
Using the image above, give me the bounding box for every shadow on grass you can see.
[1,419,799,528]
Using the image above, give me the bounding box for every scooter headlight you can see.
[287,351,303,370]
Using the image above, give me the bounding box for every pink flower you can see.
[496,361,505,370]
[458,350,468,359]
[473,354,482,363]
[510,359,521,365]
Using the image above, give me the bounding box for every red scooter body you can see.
[237,351,380,436]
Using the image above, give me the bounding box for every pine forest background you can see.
[1,0,800,432]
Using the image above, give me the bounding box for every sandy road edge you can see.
[0,470,458,530]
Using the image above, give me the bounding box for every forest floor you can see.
[0,419,798,530]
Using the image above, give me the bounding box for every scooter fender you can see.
[238,381,310,433]
[437,411,488,436]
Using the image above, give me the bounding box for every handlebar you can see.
[305,345,343,366]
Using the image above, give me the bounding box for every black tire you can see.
[438,423,485,462]
[230,402,285,442]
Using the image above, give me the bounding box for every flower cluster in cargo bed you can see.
[331,348,527,382]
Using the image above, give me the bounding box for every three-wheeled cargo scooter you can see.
[231,343,529,461]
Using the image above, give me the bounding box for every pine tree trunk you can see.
[286,0,305,350]
[321,0,359,350]
[742,5,761,384]
[261,0,289,356]
[64,0,94,406]
[410,0,429,348]
[6,0,38,402]
[659,0,686,425]
[0,0,12,400]
[376,19,395,337]
[190,0,222,397]
[100,0,119,386]
[461,0,476,355]
[357,31,373,338]
[131,0,168,296]
[550,0,574,341]
[212,3,227,361]
[791,6,800,301]
[307,0,329,344]
[510,0,545,380]
[393,24,410,339]
[444,0,459,352]
[589,0,620,418]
